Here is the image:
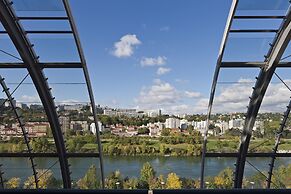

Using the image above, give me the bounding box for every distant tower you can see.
[159,109,162,116]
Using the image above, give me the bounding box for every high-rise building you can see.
[90,122,103,135]
[165,118,180,129]
[70,120,88,131]
[59,116,70,134]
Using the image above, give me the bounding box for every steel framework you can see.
[201,0,291,189]
[0,0,290,191]
[0,0,104,189]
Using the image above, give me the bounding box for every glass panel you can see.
[27,34,80,62]
[20,20,71,31]
[223,33,275,62]
[231,19,282,30]
[237,0,289,11]
[0,35,22,63]
[12,0,64,11]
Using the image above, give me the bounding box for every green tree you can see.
[123,177,138,189]
[166,173,182,189]
[24,169,58,189]
[138,128,150,135]
[161,128,170,136]
[105,170,123,189]
[77,165,100,189]
[139,162,156,189]
[5,177,20,189]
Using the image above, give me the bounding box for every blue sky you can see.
[1,0,291,114]
[68,0,231,113]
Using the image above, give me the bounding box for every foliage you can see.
[138,128,150,135]
[166,173,182,189]
[5,177,20,189]
[105,170,123,189]
[161,128,170,136]
[139,162,156,189]
[24,169,59,189]
[77,165,100,189]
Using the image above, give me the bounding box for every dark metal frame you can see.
[201,0,291,189]
[200,0,238,188]
[266,100,291,188]
[0,0,70,188]
[0,75,39,188]
[62,0,105,187]
[0,0,104,189]
[234,8,291,188]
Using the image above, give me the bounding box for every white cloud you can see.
[135,79,179,108]
[160,26,170,32]
[140,56,167,67]
[206,78,291,113]
[112,34,141,58]
[175,79,189,84]
[185,91,202,98]
[157,67,171,75]
[19,95,40,103]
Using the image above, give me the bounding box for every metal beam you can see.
[0,164,4,189]
[200,0,239,189]
[221,61,291,68]
[0,75,39,188]
[18,16,68,20]
[230,29,278,33]
[0,30,73,34]
[234,8,291,188]
[266,100,291,188]
[0,153,100,158]
[205,152,291,158]
[0,0,71,188]
[62,0,105,188]
[234,16,285,19]
[0,63,83,68]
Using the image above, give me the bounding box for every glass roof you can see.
[222,0,290,63]
[0,0,81,64]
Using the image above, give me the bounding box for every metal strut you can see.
[266,99,291,188]
[0,164,4,189]
[62,0,105,188]
[0,75,39,188]
[234,8,291,188]
[200,0,238,188]
[0,0,71,188]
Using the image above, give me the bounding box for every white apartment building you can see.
[90,122,104,134]
[229,118,244,130]
[192,120,207,130]
[215,121,229,134]
[165,118,180,129]
[253,120,264,134]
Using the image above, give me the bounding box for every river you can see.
[1,156,290,182]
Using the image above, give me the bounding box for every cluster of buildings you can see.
[0,122,49,139]
[1,100,266,139]
[105,117,265,137]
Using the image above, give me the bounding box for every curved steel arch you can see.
[234,8,291,188]
[0,0,71,188]
[0,75,39,188]
[200,0,238,188]
[62,0,105,187]
[0,164,3,189]
[266,99,291,188]
[201,0,291,189]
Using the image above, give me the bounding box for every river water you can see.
[1,156,290,182]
